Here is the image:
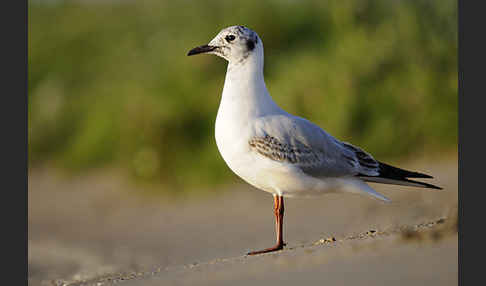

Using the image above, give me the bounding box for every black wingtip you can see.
[358,161,442,190]
[378,162,434,179]
[403,178,443,190]
[409,172,434,179]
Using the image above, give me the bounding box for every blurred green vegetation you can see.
[28,0,457,194]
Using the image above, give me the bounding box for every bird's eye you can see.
[225,35,236,42]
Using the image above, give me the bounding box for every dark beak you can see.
[187,45,217,56]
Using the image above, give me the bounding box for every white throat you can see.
[217,45,281,124]
[214,43,283,168]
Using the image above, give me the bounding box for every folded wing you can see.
[249,114,441,190]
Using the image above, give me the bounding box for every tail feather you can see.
[360,176,443,190]
[358,161,442,190]
[346,178,391,203]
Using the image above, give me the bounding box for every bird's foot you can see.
[247,243,285,255]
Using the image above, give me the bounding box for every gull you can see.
[187,25,442,255]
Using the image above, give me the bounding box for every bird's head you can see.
[188,25,262,64]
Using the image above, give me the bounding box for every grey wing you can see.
[340,141,380,176]
[249,115,380,178]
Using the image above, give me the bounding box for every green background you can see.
[28,0,457,194]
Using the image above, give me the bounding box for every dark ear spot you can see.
[246,39,255,51]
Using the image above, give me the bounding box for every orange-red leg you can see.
[247,195,285,255]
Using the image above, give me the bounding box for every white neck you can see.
[217,49,281,122]
[214,44,284,169]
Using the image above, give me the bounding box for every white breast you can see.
[213,51,341,196]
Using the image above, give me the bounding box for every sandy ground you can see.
[28,155,457,286]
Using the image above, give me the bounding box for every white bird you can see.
[188,25,441,255]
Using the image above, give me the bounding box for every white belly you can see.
[214,78,349,198]
[215,117,345,197]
